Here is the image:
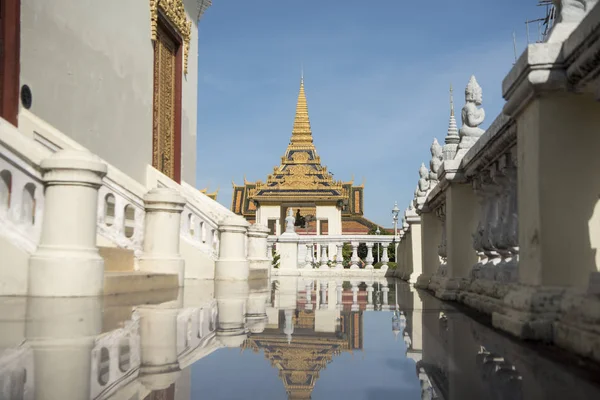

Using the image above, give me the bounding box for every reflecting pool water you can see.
[1,278,600,399]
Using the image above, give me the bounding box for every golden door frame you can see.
[152,13,183,183]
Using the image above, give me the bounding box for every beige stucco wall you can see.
[19,0,198,185]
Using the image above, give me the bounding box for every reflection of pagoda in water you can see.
[243,308,363,399]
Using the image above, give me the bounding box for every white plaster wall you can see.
[19,0,198,185]
[316,205,342,235]
[257,205,281,235]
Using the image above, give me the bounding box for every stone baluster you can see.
[481,168,503,278]
[320,282,328,309]
[335,243,344,270]
[319,245,329,270]
[366,282,374,311]
[350,242,360,269]
[305,243,314,269]
[381,243,390,271]
[365,242,375,270]
[382,282,390,310]
[336,281,343,310]
[139,188,187,286]
[29,150,107,296]
[351,281,359,311]
[305,281,313,310]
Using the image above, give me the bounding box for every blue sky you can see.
[196,0,544,227]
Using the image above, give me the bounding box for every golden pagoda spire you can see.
[290,76,314,146]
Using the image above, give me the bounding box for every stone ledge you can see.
[104,272,179,295]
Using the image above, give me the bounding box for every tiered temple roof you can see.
[231,78,382,233]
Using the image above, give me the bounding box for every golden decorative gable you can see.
[149,0,192,74]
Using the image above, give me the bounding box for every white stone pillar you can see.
[139,188,186,286]
[365,242,375,269]
[26,297,102,399]
[416,212,442,289]
[246,282,269,334]
[335,243,344,270]
[247,223,271,272]
[215,280,249,347]
[215,215,250,280]
[350,242,360,269]
[319,245,329,270]
[284,309,294,344]
[137,303,181,391]
[382,282,390,310]
[406,211,423,284]
[29,150,107,297]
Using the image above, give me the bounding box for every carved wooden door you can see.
[152,18,182,182]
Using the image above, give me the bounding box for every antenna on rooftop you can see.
[524,0,556,44]
[512,31,518,64]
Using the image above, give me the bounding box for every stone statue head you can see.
[430,138,442,159]
[465,75,483,105]
[419,163,428,179]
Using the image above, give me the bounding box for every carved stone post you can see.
[215,215,250,280]
[382,282,390,310]
[139,188,187,286]
[365,242,375,270]
[247,223,271,273]
[350,242,360,269]
[335,243,344,270]
[319,245,329,270]
[29,150,107,296]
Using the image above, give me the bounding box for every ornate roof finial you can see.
[290,75,314,146]
[443,84,460,160]
[450,83,454,117]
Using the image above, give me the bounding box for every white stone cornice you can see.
[502,43,568,117]
[563,3,600,95]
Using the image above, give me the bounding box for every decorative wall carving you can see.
[150,0,192,74]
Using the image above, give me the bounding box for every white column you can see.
[215,280,249,347]
[215,215,250,280]
[29,150,107,297]
[335,243,344,270]
[247,223,271,272]
[26,297,102,399]
[245,283,269,334]
[350,242,360,269]
[137,304,181,391]
[365,242,375,270]
[139,188,186,286]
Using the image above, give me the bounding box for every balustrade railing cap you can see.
[248,223,270,234]
[143,187,186,206]
[220,214,251,228]
[40,149,107,176]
